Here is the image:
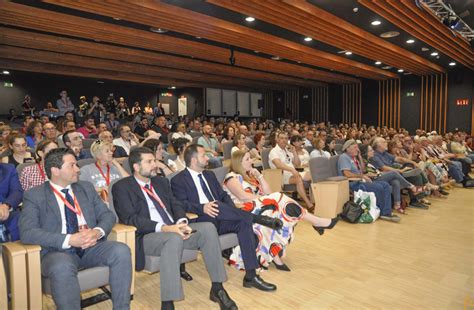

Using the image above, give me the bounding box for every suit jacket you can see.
[112,175,187,271]
[170,169,235,215]
[0,163,23,241]
[19,181,116,257]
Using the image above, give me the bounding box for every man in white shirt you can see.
[269,132,313,209]
[113,124,139,155]
[19,148,132,309]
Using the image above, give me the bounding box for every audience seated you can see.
[170,138,190,172]
[19,139,58,191]
[63,130,92,160]
[291,135,310,168]
[25,120,43,148]
[142,138,176,176]
[197,124,222,168]
[19,148,132,309]
[113,125,139,155]
[1,134,34,167]
[310,137,330,159]
[0,163,23,242]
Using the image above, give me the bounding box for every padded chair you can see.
[121,159,131,174]
[261,148,271,169]
[163,153,178,164]
[222,141,233,160]
[334,143,343,154]
[209,166,229,185]
[16,162,35,175]
[83,138,95,149]
[246,141,256,150]
[77,158,96,168]
[108,179,197,274]
[189,131,203,139]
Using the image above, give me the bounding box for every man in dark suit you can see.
[171,144,277,292]
[19,148,132,310]
[112,147,237,310]
[0,163,23,242]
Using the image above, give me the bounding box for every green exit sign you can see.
[406,92,415,97]
[4,82,13,87]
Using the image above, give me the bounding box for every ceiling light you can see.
[431,52,439,56]
[169,86,176,89]
[113,17,121,21]
[382,66,392,70]
[296,61,302,63]
[398,69,404,72]
[353,7,359,13]
[449,62,456,66]
[245,16,255,22]
[271,56,281,60]
[371,20,381,26]
[2,70,10,75]
[304,37,312,42]
[380,31,400,38]
[150,27,168,33]
[421,47,430,51]
[195,36,201,39]
[406,39,415,44]
[254,50,259,53]
[345,51,352,55]
[375,61,382,65]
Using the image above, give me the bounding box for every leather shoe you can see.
[254,215,283,231]
[272,261,291,271]
[210,289,238,310]
[243,275,277,291]
[180,271,193,281]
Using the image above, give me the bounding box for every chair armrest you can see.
[2,242,29,309]
[262,168,283,193]
[347,177,363,181]
[21,244,42,308]
[108,224,136,295]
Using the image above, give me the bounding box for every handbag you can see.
[354,189,380,223]
[341,201,363,223]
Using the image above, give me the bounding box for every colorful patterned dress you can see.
[223,172,306,270]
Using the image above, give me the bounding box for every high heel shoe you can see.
[272,261,291,271]
[312,217,339,235]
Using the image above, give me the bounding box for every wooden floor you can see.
[44,186,474,309]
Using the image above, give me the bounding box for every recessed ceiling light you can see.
[382,66,392,70]
[371,20,381,26]
[113,17,121,21]
[169,86,176,89]
[195,36,201,39]
[271,56,281,60]
[245,16,255,22]
[398,69,404,72]
[375,61,382,65]
[380,31,400,38]
[449,62,456,66]
[304,37,312,42]
[431,52,439,56]
[421,47,429,51]
[296,61,302,63]
[406,39,415,44]
[254,50,259,53]
[345,51,352,55]
[150,27,168,33]
[2,70,10,75]
[337,50,347,54]
[353,7,359,13]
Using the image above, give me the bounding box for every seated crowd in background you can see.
[1,90,474,309]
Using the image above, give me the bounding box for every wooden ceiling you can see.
[0,0,469,91]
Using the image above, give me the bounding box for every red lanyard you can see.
[142,184,166,210]
[95,163,110,186]
[352,156,361,171]
[50,185,84,217]
[37,163,46,181]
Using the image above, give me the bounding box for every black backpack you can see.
[341,201,363,223]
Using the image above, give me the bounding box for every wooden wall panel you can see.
[263,91,274,119]
[378,79,401,128]
[311,86,328,123]
[420,73,448,133]
[342,82,362,126]
[284,89,299,120]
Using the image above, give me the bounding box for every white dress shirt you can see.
[113,137,137,155]
[134,177,186,232]
[186,167,215,204]
[49,181,105,249]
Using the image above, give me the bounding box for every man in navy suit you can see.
[19,148,132,309]
[171,144,277,292]
[0,163,23,242]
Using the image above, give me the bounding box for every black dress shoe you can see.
[312,217,339,235]
[272,261,291,271]
[253,215,283,230]
[210,289,238,310]
[243,275,277,291]
[180,271,193,281]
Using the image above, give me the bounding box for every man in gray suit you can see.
[112,147,237,310]
[19,148,132,310]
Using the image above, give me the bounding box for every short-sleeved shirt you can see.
[197,136,218,156]
[337,153,362,176]
[79,163,122,190]
[371,150,396,170]
[268,144,294,169]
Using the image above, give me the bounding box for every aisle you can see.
[44,187,474,309]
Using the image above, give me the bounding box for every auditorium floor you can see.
[44,186,474,309]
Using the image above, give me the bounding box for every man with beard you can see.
[112,147,237,310]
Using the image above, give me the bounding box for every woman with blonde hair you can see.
[79,140,129,201]
[310,137,330,158]
[223,150,338,271]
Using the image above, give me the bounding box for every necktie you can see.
[144,185,173,225]
[198,174,215,202]
[61,189,84,257]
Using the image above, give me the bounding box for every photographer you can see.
[105,93,118,113]
[87,96,106,124]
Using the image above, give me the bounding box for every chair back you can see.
[246,141,256,150]
[163,153,177,164]
[189,131,203,139]
[83,138,95,149]
[192,136,200,144]
[166,170,180,181]
[262,148,272,169]
[77,158,96,168]
[121,159,131,174]
[329,154,341,177]
[309,157,333,182]
[334,144,343,154]
[222,141,233,160]
[209,166,229,185]
[108,178,122,223]
[16,162,35,175]
[305,145,314,154]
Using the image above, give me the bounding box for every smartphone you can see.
[185,229,197,235]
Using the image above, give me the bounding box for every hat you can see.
[342,139,357,152]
